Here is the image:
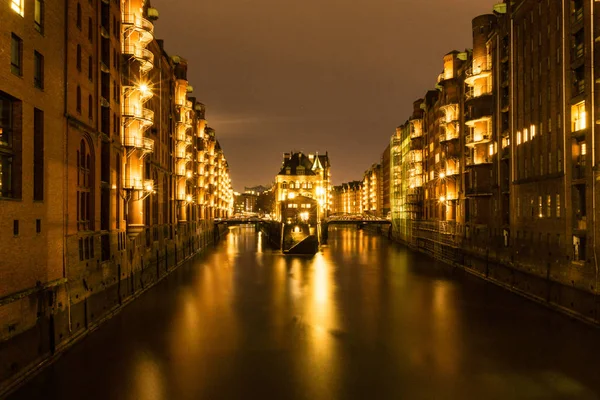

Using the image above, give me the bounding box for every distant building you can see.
[274,151,331,220]
[381,143,391,216]
[362,164,382,217]
[234,191,258,214]
[244,185,270,195]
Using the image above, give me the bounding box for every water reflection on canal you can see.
[10,226,600,400]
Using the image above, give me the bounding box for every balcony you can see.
[465,154,493,167]
[440,128,459,143]
[464,65,492,86]
[123,135,154,152]
[122,13,154,44]
[176,114,193,130]
[175,150,191,160]
[122,178,153,191]
[466,131,492,147]
[465,84,493,101]
[122,105,154,126]
[465,114,492,128]
[444,162,460,176]
[175,130,192,144]
[122,44,154,73]
[407,150,423,163]
[409,118,423,139]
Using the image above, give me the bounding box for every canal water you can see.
[9,226,600,400]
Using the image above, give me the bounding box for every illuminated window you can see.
[538,196,543,218]
[556,194,560,218]
[572,101,586,131]
[11,0,24,16]
[546,195,551,217]
[34,0,44,32]
[517,131,521,145]
[530,124,536,138]
[488,143,494,156]
[581,142,587,155]
[524,128,529,142]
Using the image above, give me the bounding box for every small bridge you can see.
[214,217,267,226]
[321,214,391,244]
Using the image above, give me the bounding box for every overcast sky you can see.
[150,0,499,191]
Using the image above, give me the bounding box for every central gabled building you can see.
[274,151,331,220]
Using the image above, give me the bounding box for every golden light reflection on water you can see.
[296,252,340,398]
[129,352,165,400]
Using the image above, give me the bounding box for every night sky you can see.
[150,0,499,191]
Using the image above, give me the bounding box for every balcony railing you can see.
[122,44,154,73]
[122,105,154,124]
[465,84,493,100]
[409,118,423,139]
[122,13,154,43]
[123,135,154,152]
[440,129,460,142]
[465,154,493,166]
[175,150,191,160]
[123,178,153,191]
[466,131,492,146]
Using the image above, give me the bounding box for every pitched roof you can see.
[278,152,317,176]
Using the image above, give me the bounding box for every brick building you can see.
[391,0,600,323]
[273,151,331,220]
[0,0,233,394]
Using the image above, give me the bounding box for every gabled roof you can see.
[278,152,318,176]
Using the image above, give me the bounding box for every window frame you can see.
[34,0,44,33]
[11,34,23,76]
[34,51,44,89]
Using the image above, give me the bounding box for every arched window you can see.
[77,139,92,231]
[281,182,288,189]
[76,86,81,113]
[289,182,294,189]
[88,95,92,119]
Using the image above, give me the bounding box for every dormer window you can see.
[285,167,291,175]
[297,166,305,175]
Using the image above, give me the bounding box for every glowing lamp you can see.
[139,83,150,96]
[186,194,193,203]
[439,172,445,179]
[440,196,446,202]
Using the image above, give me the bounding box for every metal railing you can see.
[122,13,154,36]
[465,84,493,100]
[465,131,491,146]
[440,129,460,142]
[122,178,153,191]
[122,44,154,71]
[123,135,154,152]
[122,105,154,124]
